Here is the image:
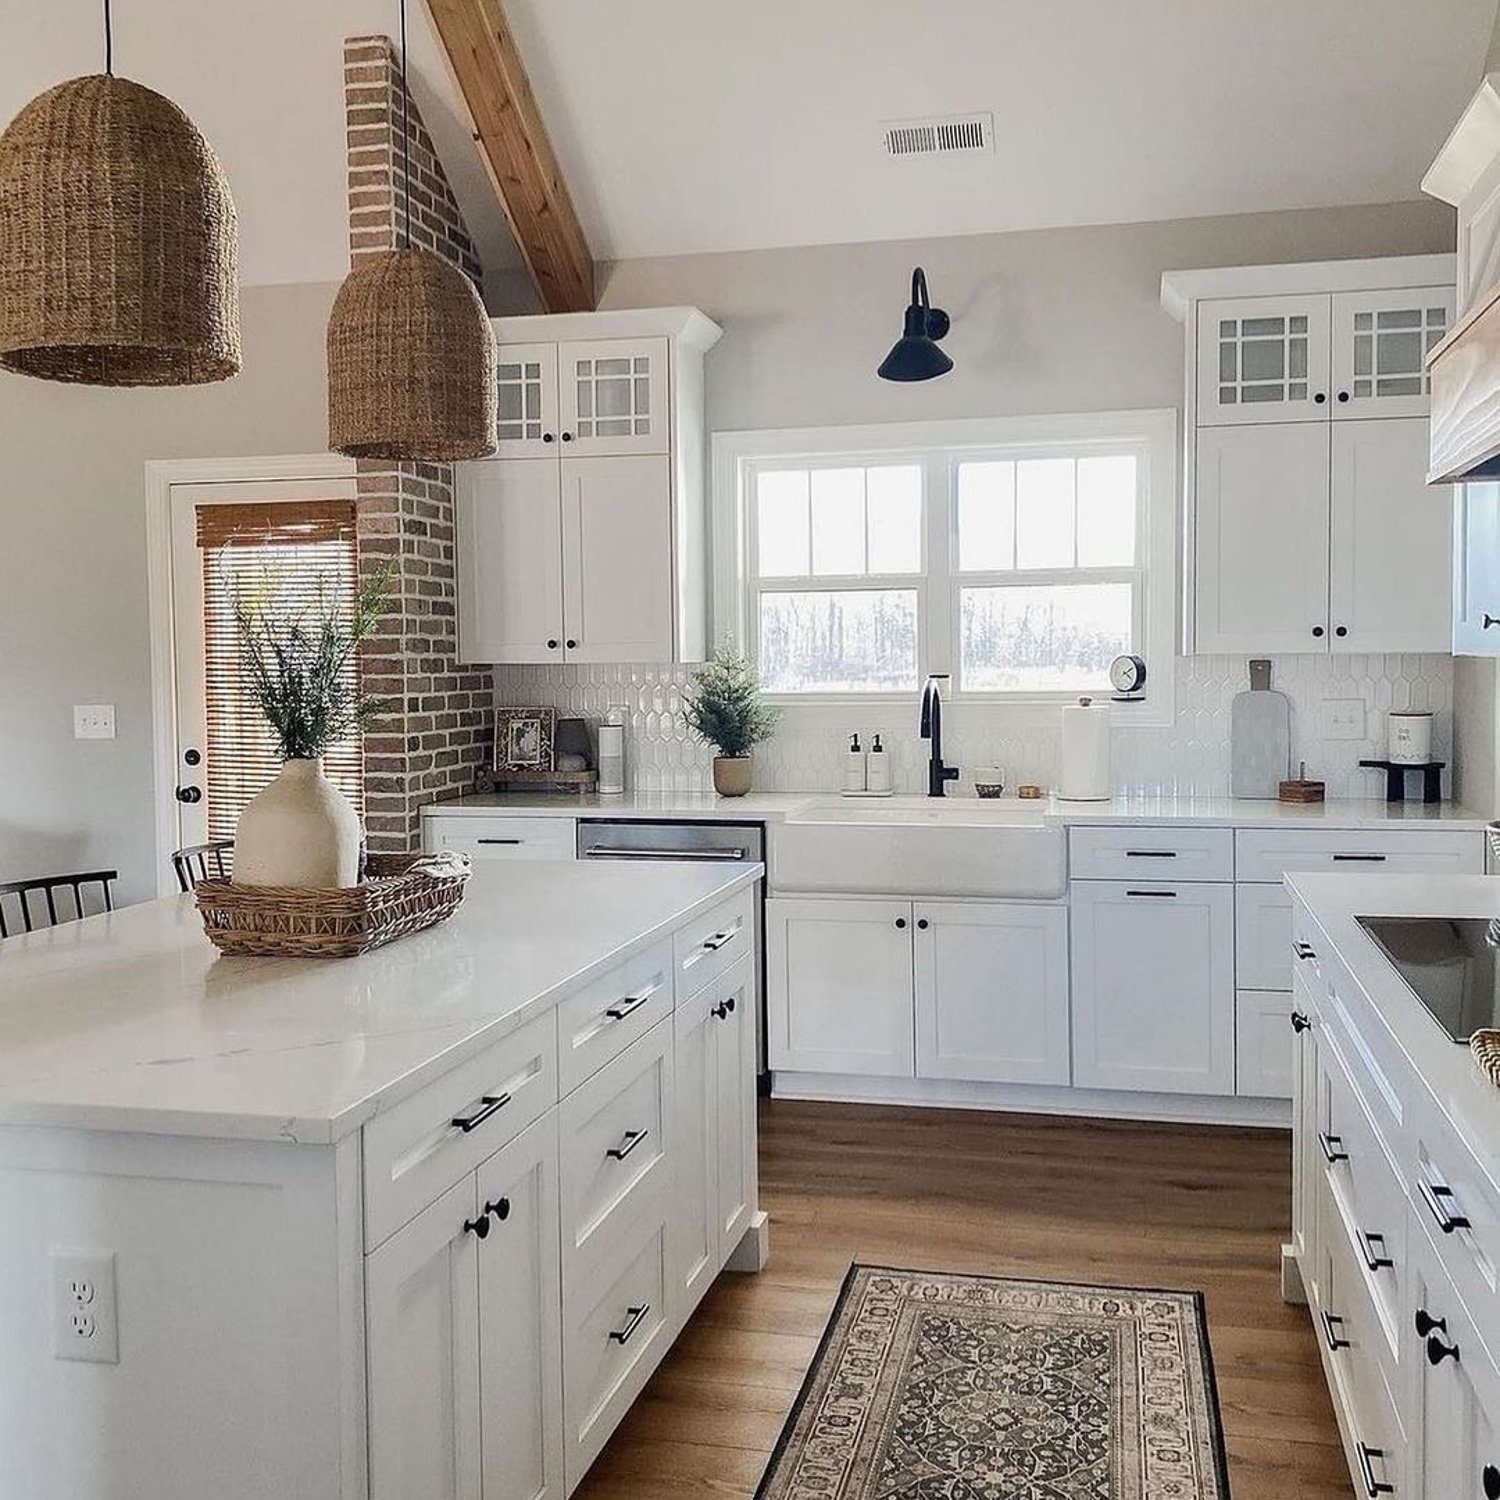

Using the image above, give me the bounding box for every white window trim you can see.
[711,410,1178,727]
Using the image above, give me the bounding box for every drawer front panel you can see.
[1236,826,1483,883]
[1236,883,1294,992]
[424,814,576,861]
[674,889,755,1000]
[557,938,674,1094]
[559,1018,672,1283]
[563,1213,670,1489]
[1235,990,1294,1099]
[364,1010,558,1249]
[1068,826,1234,882]
[1414,1113,1500,1352]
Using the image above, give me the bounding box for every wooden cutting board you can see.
[1231,659,1291,799]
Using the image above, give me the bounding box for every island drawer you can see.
[563,1210,671,1489]
[558,938,674,1094]
[424,814,576,861]
[674,888,755,1000]
[1235,826,1483,883]
[1068,826,1233,882]
[363,1009,558,1249]
[559,1017,673,1285]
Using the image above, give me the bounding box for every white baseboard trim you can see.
[770,1071,1291,1128]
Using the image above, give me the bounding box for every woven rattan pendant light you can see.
[0,0,240,386]
[327,0,496,461]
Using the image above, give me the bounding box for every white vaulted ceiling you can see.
[500,0,1498,259]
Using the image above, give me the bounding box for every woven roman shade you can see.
[0,73,241,386]
[197,500,363,843]
[327,246,497,461]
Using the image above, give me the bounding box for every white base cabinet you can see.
[766,896,1070,1087]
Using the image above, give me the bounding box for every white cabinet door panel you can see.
[1453,481,1500,654]
[476,1115,565,1500]
[558,337,670,457]
[1196,295,1331,425]
[1234,990,1294,1100]
[457,460,565,664]
[669,981,718,1320]
[494,342,561,457]
[1194,423,1331,654]
[913,902,1070,1086]
[1330,287,1452,420]
[561,455,675,663]
[1329,416,1452,653]
[367,1178,482,1500]
[766,898,915,1077]
[713,959,757,1261]
[1236,883,1293,993]
[1070,881,1236,1096]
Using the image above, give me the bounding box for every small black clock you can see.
[1109,654,1147,701]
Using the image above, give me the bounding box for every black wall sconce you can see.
[877,267,953,382]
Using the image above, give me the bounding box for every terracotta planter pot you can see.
[233,758,362,888]
[713,755,753,798]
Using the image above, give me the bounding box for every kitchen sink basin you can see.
[770,797,1066,898]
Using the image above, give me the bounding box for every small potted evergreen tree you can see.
[683,645,779,798]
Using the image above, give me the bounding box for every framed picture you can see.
[495,706,556,773]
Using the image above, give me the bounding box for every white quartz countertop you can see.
[426,790,1493,831]
[1287,872,1500,1192]
[0,861,760,1145]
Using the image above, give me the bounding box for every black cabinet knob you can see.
[1335,626,1348,638]
[561,431,574,442]
[1312,626,1325,638]
[1290,1011,1311,1033]
[1483,1464,1500,1498]
[1314,392,1327,404]
[1483,614,1500,630]
[1415,1308,1447,1338]
[542,432,555,443]
[484,1197,511,1223]
[1337,391,1350,403]
[175,785,202,804]
[183,748,202,766]
[1428,1333,1461,1365]
[895,918,907,929]
[547,639,559,649]
[566,639,578,649]
[917,918,929,930]
[463,1214,491,1240]
[712,996,737,1020]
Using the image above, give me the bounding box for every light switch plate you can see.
[52,1250,118,1363]
[73,705,116,740]
[1321,700,1366,740]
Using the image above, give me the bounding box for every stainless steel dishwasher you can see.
[576,819,769,1088]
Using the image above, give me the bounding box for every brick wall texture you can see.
[345,34,495,852]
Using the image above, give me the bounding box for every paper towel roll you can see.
[1059,697,1112,801]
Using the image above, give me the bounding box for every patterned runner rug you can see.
[756,1265,1231,1500]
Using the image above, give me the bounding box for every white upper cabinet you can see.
[1330,289,1452,419]
[455,308,720,666]
[1197,295,1331,425]
[494,342,561,457]
[1453,482,1500,651]
[557,337,670,457]
[1164,256,1457,654]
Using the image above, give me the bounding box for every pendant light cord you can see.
[103,0,113,75]
[399,0,412,250]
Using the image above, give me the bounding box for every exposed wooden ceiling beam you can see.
[423,0,595,313]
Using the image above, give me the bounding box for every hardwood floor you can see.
[576,1098,1351,1500]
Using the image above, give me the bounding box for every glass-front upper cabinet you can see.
[1196,295,1331,425]
[557,337,670,457]
[493,342,560,457]
[1330,287,1454,419]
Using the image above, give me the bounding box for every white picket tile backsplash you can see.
[492,654,1454,799]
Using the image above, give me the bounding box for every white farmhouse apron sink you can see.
[769,797,1066,899]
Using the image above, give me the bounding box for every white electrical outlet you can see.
[1321,699,1366,740]
[73,705,116,741]
[52,1251,118,1364]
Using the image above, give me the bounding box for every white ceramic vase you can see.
[233,758,362,889]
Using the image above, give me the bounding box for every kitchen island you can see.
[0,858,765,1500]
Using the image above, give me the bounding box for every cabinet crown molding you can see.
[493,305,723,354]
[1161,255,1456,323]
[1424,73,1500,207]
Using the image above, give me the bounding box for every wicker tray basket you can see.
[194,853,470,959]
[1472,1030,1500,1089]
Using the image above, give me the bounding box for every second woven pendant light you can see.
[327,0,496,461]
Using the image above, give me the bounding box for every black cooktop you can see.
[1357,916,1500,1043]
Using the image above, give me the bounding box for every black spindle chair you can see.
[171,840,234,892]
[0,871,118,939]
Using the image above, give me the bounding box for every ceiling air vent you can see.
[882,112,994,160]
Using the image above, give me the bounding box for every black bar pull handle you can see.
[1333,853,1387,863]
[606,1127,649,1161]
[1126,889,1177,898]
[1318,1131,1349,1164]
[476,837,523,846]
[1124,848,1177,858]
[1321,1310,1351,1351]
[700,928,737,951]
[1358,1230,1394,1272]
[605,988,654,1022]
[608,1304,650,1345]
[1294,941,1316,960]
[1418,1178,1471,1234]
[1356,1443,1394,1497]
[451,1092,511,1134]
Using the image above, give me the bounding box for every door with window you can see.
[166,475,364,865]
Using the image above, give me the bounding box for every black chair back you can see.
[0,871,118,939]
[172,840,234,892]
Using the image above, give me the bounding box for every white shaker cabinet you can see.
[1330,289,1452,420]
[1454,482,1500,651]
[1069,880,1236,1097]
[1196,294,1331,425]
[457,308,720,666]
[912,901,1070,1086]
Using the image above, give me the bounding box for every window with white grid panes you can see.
[492,342,558,456]
[1332,287,1454,418]
[1196,295,1330,425]
[559,337,669,456]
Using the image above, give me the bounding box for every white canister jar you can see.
[1388,711,1433,766]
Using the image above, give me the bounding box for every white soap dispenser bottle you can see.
[843,732,867,793]
[866,733,893,794]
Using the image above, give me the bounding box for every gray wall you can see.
[0,282,337,902]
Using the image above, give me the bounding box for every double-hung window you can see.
[719,411,1176,716]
